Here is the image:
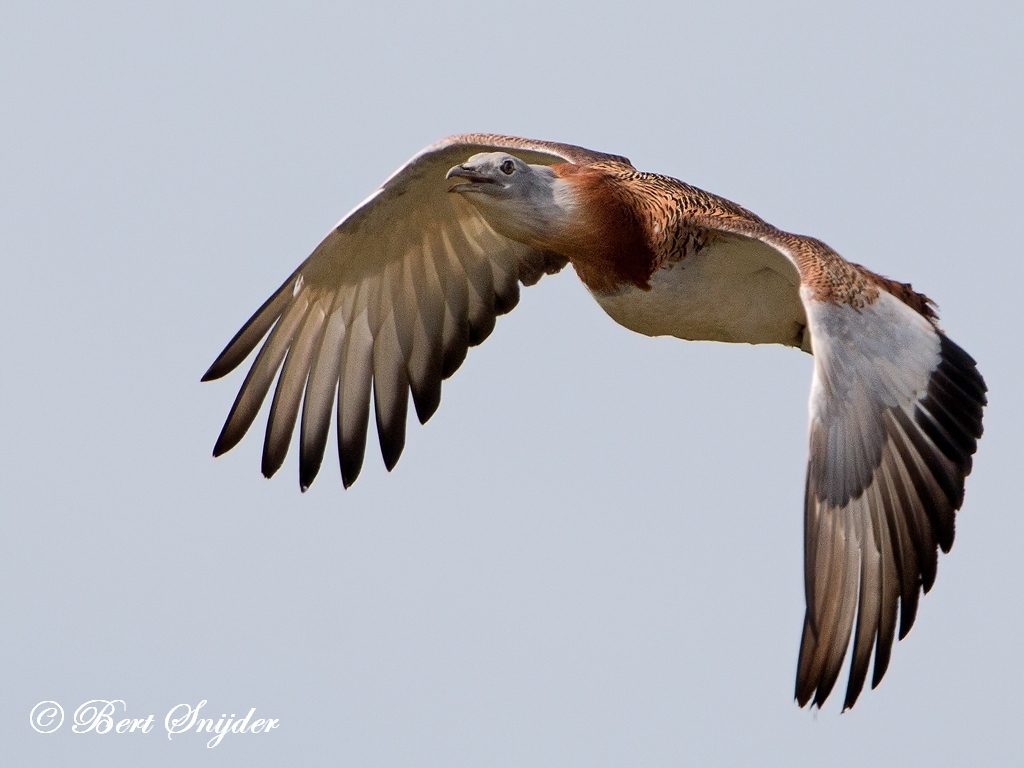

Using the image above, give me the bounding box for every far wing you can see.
[202,134,622,489]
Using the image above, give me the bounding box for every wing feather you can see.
[299,298,347,490]
[212,288,310,457]
[846,487,882,709]
[337,292,374,488]
[437,229,473,379]
[871,474,901,688]
[406,238,446,423]
[372,306,410,473]
[453,217,498,346]
[818,527,859,706]
[262,298,327,478]
[202,269,300,382]
[879,453,923,639]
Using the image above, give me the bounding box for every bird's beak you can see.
[446,164,494,193]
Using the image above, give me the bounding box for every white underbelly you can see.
[591,233,809,349]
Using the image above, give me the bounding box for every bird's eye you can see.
[500,159,515,175]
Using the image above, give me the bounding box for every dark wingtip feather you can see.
[493,280,520,316]
[203,354,240,384]
[411,361,443,424]
[794,619,817,707]
[897,585,920,640]
[339,434,366,489]
[299,457,323,493]
[337,372,371,490]
[441,337,469,380]
[298,399,333,493]
[412,386,441,425]
[813,678,837,709]
[203,271,299,382]
[871,650,891,690]
[261,448,285,479]
[373,383,409,474]
[378,411,407,472]
[341,465,361,489]
[468,313,496,347]
[843,651,870,710]
[872,606,897,688]
[212,428,238,458]
[937,335,988,404]
[211,377,270,458]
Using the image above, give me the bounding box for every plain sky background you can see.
[2,1,1021,765]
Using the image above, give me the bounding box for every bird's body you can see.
[204,134,985,710]
[592,228,808,347]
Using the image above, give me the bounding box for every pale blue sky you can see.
[2,1,1022,765]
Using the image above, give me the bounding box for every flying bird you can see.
[203,134,986,710]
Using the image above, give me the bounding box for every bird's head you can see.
[446,152,577,247]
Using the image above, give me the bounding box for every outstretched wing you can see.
[203,134,626,490]
[680,199,986,708]
[794,289,985,709]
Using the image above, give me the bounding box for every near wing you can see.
[681,202,986,708]
[795,289,985,709]
[202,134,626,490]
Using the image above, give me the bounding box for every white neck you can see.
[465,165,581,249]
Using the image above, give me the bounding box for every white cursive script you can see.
[164,700,279,748]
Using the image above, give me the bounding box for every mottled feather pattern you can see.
[581,164,932,322]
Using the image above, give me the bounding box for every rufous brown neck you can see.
[539,164,657,294]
